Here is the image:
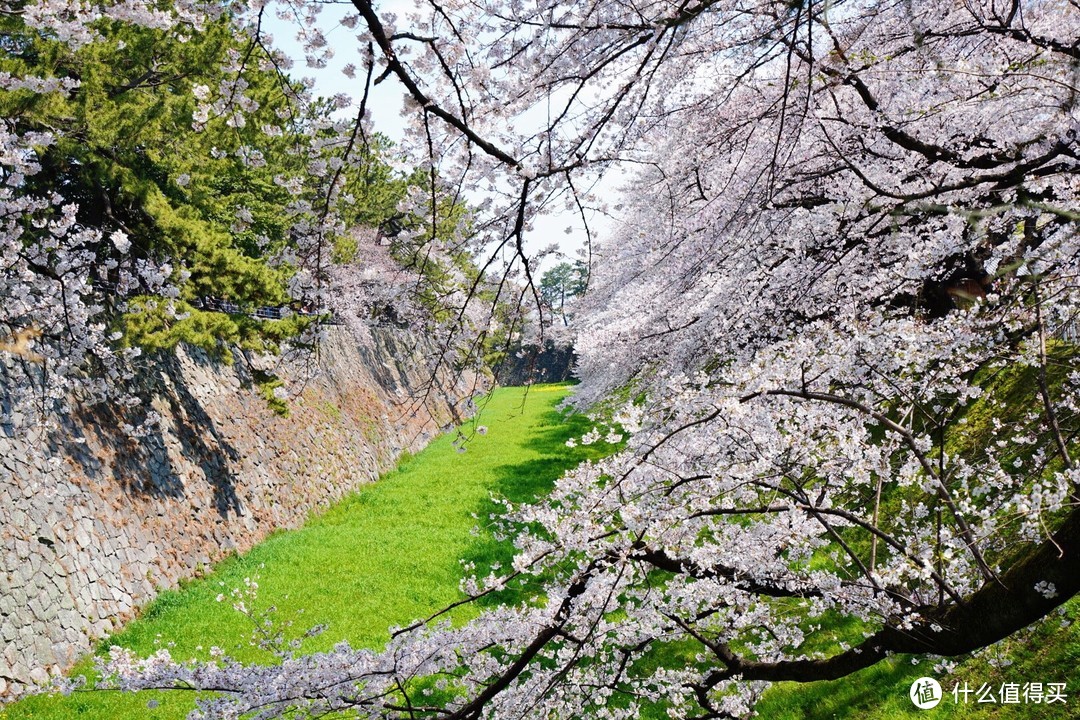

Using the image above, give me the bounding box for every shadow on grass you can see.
[756,656,930,720]
[461,405,621,610]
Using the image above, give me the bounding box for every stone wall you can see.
[495,340,576,386]
[0,326,479,699]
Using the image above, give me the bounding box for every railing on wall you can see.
[196,297,336,323]
[89,281,341,324]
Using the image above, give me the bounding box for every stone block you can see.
[48,555,68,579]
[57,589,75,612]
[58,609,81,631]
[39,598,59,623]
[8,662,30,685]
[17,564,34,585]
[63,627,84,648]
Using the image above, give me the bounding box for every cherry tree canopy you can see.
[5,0,1080,717]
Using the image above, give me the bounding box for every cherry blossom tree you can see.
[6,0,1080,717]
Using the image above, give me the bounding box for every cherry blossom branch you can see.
[742,386,997,584]
[691,505,1080,689]
[1033,282,1074,474]
[351,0,519,168]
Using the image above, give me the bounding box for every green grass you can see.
[2,384,617,720]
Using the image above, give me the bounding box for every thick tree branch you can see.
[699,506,1080,684]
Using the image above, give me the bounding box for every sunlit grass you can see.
[2,384,617,720]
